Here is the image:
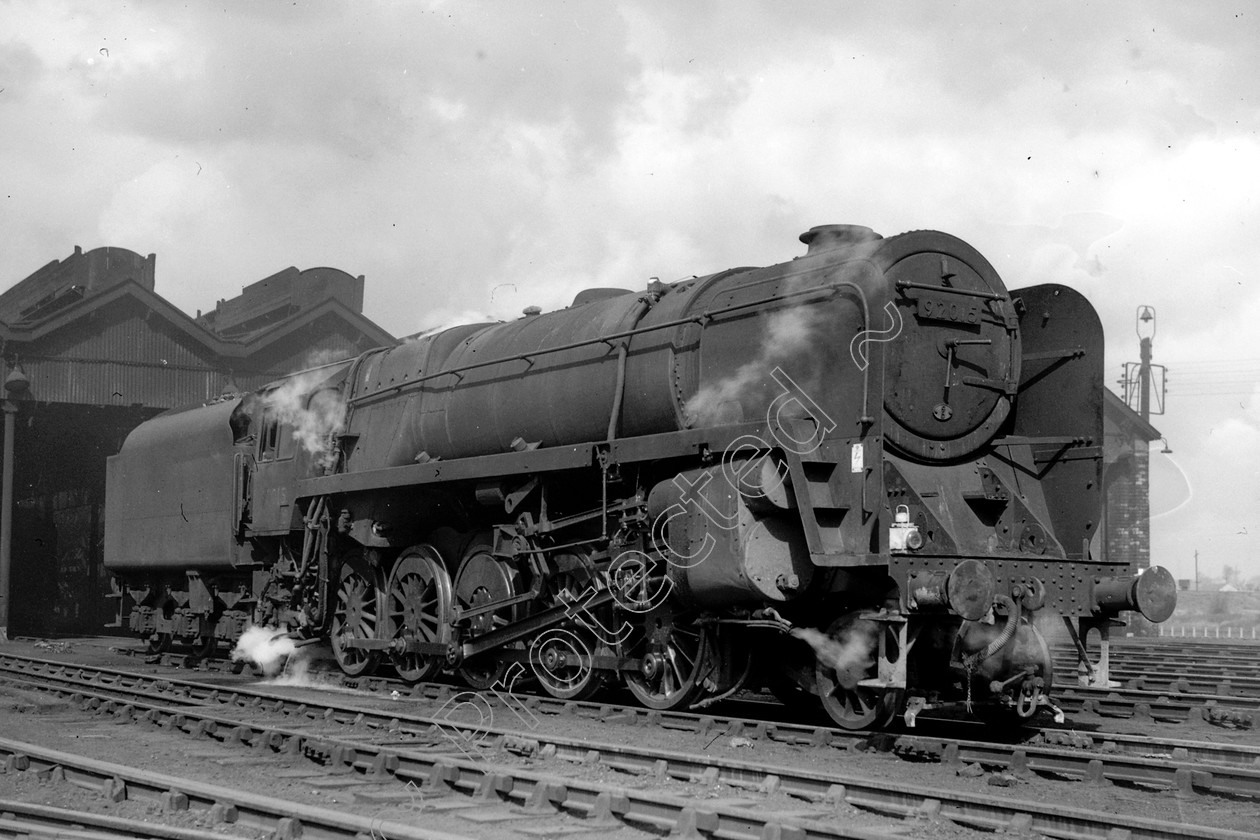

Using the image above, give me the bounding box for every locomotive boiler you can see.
[104,224,1176,728]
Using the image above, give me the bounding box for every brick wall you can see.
[1105,444,1150,572]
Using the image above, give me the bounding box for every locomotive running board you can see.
[297,420,775,497]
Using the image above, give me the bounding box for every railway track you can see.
[17,648,1260,775]
[0,738,469,840]
[117,639,1260,728]
[1050,641,1260,703]
[0,798,257,840]
[0,651,1255,840]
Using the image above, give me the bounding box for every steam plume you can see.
[230,625,300,678]
[790,625,875,688]
[258,350,349,470]
[684,292,820,426]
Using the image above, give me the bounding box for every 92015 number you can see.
[917,295,980,324]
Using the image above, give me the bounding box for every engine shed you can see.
[0,246,394,638]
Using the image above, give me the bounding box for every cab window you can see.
[258,412,280,460]
[257,411,295,461]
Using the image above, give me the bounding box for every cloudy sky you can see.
[2,1,1257,582]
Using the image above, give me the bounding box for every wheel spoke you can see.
[331,564,379,678]
[384,546,451,684]
[625,622,711,710]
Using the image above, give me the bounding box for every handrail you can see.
[347,281,862,407]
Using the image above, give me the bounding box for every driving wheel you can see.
[384,545,452,683]
[454,540,520,690]
[624,612,710,710]
[331,562,380,677]
[532,627,605,700]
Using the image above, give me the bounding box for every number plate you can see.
[917,293,980,325]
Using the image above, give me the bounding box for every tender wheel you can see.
[145,632,172,655]
[331,563,380,677]
[814,611,901,730]
[384,545,452,683]
[454,539,520,690]
[624,614,710,710]
[191,634,217,660]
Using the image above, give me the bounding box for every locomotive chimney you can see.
[798,224,882,256]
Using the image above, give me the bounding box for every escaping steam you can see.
[684,293,821,426]
[231,625,302,678]
[257,350,349,470]
[790,625,875,687]
[230,625,339,689]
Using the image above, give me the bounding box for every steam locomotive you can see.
[105,224,1176,729]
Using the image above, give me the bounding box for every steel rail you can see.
[1088,640,1260,653]
[1136,644,1260,655]
[1053,654,1260,678]
[1051,657,1260,696]
[6,675,1252,840]
[113,640,1260,729]
[1052,660,1260,707]
[0,738,471,840]
[0,703,935,840]
[1055,686,1258,726]
[1053,646,1260,667]
[348,664,1260,727]
[6,652,1260,781]
[1062,670,1260,700]
[1053,647,1260,668]
[0,799,247,840]
[4,657,1260,837]
[1060,657,1260,676]
[116,636,1260,724]
[0,653,1238,762]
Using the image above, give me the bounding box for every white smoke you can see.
[790,625,875,689]
[403,310,500,339]
[684,299,820,426]
[258,350,349,469]
[231,625,300,678]
[230,625,340,688]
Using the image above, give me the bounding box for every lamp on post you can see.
[0,362,30,643]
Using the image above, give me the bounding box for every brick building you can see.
[1100,388,1161,572]
[0,246,395,636]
